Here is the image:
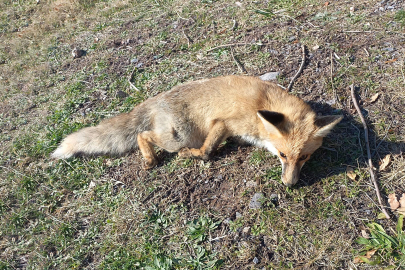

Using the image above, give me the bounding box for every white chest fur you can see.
[240,135,279,156]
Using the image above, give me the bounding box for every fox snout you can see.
[280,160,305,187]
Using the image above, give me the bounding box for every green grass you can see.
[395,9,405,26]
[1,0,405,269]
[356,215,405,266]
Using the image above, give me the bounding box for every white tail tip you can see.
[51,145,74,159]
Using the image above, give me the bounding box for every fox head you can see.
[257,110,343,187]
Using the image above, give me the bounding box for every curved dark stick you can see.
[287,44,306,92]
[350,84,390,219]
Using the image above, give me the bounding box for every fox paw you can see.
[178,147,193,158]
[143,158,158,170]
[178,147,208,160]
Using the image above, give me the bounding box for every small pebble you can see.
[246,180,257,188]
[270,193,278,204]
[249,192,264,209]
[383,47,395,52]
[259,72,280,81]
[116,91,128,99]
[72,48,86,59]
[242,226,251,234]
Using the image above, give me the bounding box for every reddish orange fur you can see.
[52,76,342,186]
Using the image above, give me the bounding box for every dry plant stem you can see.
[287,44,306,92]
[330,51,343,108]
[230,48,247,74]
[183,30,192,47]
[206,42,263,53]
[128,66,140,91]
[350,84,390,219]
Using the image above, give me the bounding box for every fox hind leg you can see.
[137,131,159,169]
[178,120,229,160]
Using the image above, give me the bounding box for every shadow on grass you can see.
[296,98,405,189]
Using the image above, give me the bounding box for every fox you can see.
[52,75,343,187]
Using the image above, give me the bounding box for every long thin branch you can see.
[287,44,306,92]
[350,84,390,219]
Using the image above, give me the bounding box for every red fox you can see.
[52,76,342,187]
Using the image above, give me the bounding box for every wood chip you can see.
[369,93,380,103]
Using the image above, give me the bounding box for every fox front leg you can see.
[178,120,229,160]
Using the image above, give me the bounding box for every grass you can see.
[356,215,405,266]
[1,0,405,269]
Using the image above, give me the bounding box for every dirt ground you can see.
[1,0,405,269]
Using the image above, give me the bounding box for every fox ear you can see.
[257,110,284,136]
[314,115,343,137]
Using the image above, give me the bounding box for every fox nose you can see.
[284,182,293,187]
[281,167,300,187]
[281,164,300,187]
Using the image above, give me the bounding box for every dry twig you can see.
[182,30,192,47]
[287,44,306,92]
[128,66,140,91]
[330,51,343,108]
[230,48,247,74]
[206,42,263,53]
[350,84,390,219]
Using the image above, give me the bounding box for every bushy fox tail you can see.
[51,110,150,159]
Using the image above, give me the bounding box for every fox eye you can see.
[280,152,287,158]
[300,155,308,160]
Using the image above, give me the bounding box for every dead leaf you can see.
[399,193,405,208]
[353,249,376,264]
[385,58,397,64]
[396,207,405,215]
[378,212,389,219]
[369,93,380,103]
[324,2,329,6]
[379,154,391,171]
[346,167,357,180]
[388,193,400,210]
[366,249,377,258]
[361,229,369,239]
[353,257,363,264]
